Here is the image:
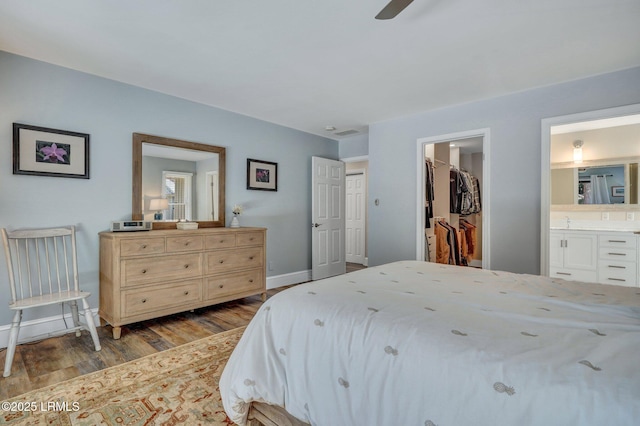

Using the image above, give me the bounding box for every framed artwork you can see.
[611,186,624,197]
[247,158,277,191]
[13,123,90,179]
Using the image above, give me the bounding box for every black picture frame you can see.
[247,158,277,191]
[611,186,624,197]
[13,123,90,179]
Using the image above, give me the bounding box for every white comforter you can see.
[220,261,640,425]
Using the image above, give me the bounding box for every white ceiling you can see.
[1,0,639,140]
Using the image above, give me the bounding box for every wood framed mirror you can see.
[132,133,226,229]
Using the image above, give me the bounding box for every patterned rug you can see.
[0,327,245,425]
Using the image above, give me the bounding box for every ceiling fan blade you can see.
[375,0,415,20]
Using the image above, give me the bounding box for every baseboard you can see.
[0,309,100,349]
[266,269,311,290]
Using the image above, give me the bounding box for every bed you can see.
[220,261,640,425]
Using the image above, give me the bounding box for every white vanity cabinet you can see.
[549,230,598,282]
[597,233,638,287]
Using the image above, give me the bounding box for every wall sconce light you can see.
[149,198,169,220]
[573,140,583,163]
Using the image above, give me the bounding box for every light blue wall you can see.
[368,66,640,274]
[0,51,338,325]
[339,134,368,159]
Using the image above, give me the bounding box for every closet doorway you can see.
[415,129,491,269]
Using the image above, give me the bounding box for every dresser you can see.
[99,227,266,339]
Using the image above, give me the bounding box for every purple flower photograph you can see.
[247,158,277,191]
[13,123,90,179]
[255,168,270,183]
[36,141,71,164]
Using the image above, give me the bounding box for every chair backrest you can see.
[1,226,79,304]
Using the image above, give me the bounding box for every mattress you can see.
[220,260,640,425]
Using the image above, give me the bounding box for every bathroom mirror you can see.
[132,133,226,229]
[550,118,640,207]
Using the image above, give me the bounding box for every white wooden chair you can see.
[1,225,101,377]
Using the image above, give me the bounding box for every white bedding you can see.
[220,261,640,425]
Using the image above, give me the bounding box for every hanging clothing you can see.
[435,219,461,266]
[459,219,478,264]
[450,169,462,214]
[450,168,482,215]
[425,159,435,228]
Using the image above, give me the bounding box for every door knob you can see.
[312,223,321,228]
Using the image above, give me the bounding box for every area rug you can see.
[0,327,245,425]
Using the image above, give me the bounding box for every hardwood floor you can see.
[0,263,367,400]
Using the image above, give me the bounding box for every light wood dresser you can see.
[99,227,266,339]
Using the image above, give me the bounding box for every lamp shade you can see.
[149,198,169,211]
[573,140,584,163]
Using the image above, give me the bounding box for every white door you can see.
[346,173,366,265]
[312,157,346,280]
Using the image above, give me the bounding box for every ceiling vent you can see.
[334,129,359,137]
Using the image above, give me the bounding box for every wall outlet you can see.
[602,212,610,220]
[627,212,635,221]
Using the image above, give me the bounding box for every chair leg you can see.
[70,300,81,337]
[81,298,101,351]
[3,310,22,378]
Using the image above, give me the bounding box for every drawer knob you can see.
[219,284,224,289]
[249,279,254,283]
[184,242,190,246]
[249,256,254,260]
[142,298,147,303]
[184,291,189,295]
[250,237,255,241]
[184,264,189,269]
[219,260,224,264]
[142,244,147,249]
[142,269,147,274]
[219,240,225,243]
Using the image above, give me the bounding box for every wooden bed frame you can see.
[247,402,310,426]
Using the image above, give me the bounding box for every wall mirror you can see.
[132,133,226,229]
[550,116,640,207]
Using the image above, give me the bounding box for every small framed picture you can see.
[247,158,277,191]
[611,186,624,197]
[13,123,90,179]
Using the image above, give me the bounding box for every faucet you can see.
[565,216,571,228]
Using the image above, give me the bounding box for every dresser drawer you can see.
[599,234,637,249]
[205,247,263,274]
[120,237,165,257]
[550,268,597,283]
[205,233,237,249]
[205,269,263,300]
[122,279,201,317]
[167,235,204,252]
[598,247,636,261]
[597,261,637,287]
[236,231,264,247]
[122,253,202,286]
